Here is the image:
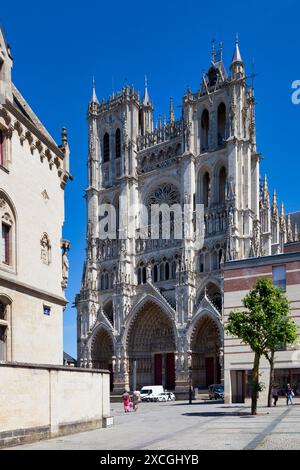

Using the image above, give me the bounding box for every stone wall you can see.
[0,362,110,447]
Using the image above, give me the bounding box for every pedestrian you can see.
[286,383,294,406]
[122,390,131,413]
[132,390,141,412]
[271,384,279,406]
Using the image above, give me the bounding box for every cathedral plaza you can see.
[9,400,300,451]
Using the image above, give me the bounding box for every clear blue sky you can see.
[2,0,299,358]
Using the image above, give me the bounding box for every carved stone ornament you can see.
[41,233,51,265]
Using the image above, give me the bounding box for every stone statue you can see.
[61,240,70,289]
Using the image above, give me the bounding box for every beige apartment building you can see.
[0,28,71,365]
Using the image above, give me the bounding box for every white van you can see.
[140,385,164,401]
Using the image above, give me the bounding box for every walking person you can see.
[132,390,141,412]
[286,383,294,406]
[272,384,279,406]
[122,390,131,413]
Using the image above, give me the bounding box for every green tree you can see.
[226,278,297,415]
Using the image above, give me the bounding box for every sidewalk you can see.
[6,400,300,450]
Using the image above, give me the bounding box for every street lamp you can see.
[188,366,193,404]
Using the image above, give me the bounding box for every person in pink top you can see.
[122,390,131,413]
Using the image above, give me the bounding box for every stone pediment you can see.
[194,294,222,321]
[131,280,176,316]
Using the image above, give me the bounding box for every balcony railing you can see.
[137,120,183,151]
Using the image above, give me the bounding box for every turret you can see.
[169,97,175,123]
[139,76,153,135]
[271,190,280,254]
[230,33,245,80]
[279,203,287,252]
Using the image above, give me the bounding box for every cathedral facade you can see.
[76,39,298,394]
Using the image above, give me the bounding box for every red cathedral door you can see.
[166,353,175,390]
[205,357,215,387]
[154,354,163,385]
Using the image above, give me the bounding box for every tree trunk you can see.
[267,351,275,408]
[251,352,260,415]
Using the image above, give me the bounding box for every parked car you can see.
[153,391,176,402]
[208,384,224,400]
[140,385,164,401]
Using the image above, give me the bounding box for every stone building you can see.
[0,28,111,447]
[0,27,71,364]
[76,37,299,394]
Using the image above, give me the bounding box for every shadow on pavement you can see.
[181,411,250,417]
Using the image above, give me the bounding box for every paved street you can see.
[7,399,300,450]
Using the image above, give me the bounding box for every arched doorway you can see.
[127,301,176,390]
[91,328,114,391]
[191,315,222,389]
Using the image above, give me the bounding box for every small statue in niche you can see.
[41,233,51,265]
[61,240,70,289]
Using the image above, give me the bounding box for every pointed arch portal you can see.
[91,328,114,391]
[190,314,222,388]
[127,301,176,390]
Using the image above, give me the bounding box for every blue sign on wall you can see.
[43,306,51,316]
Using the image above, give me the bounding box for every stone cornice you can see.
[0,362,110,374]
[4,100,64,160]
[0,273,68,307]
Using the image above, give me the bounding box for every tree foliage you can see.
[226,278,298,414]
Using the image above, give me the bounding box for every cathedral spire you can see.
[279,202,286,230]
[231,33,243,64]
[261,175,270,208]
[230,33,244,79]
[91,77,99,104]
[142,75,152,107]
[287,214,293,242]
[169,97,175,123]
[211,38,216,63]
[272,190,278,219]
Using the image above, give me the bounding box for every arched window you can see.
[217,103,226,146]
[0,194,16,269]
[171,261,177,279]
[165,262,170,281]
[100,274,105,290]
[142,267,146,284]
[160,263,165,281]
[203,172,210,208]
[199,253,204,273]
[219,166,227,204]
[153,264,158,283]
[103,133,110,162]
[212,251,218,270]
[105,272,109,290]
[0,296,11,361]
[201,109,209,152]
[115,128,121,159]
[137,268,142,285]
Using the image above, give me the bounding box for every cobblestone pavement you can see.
[7,399,300,450]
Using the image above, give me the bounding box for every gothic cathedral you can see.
[76,38,298,395]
